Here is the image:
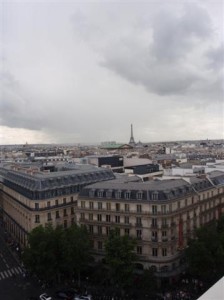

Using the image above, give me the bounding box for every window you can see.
[63,209,67,217]
[125,228,130,236]
[98,241,103,250]
[152,218,157,227]
[71,217,74,225]
[136,217,142,226]
[125,204,129,212]
[64,220,67,228]
[98,226,102,235]
[98,191,103,197]
[137,204,142,213]
[98,202,102,209]
[125,192,130,199]
[137,192,142,200]
[162,248,167,256]
[106,202,111,210]
[56,211,60,219]
[35,203,39,210]
[152,248,158,256]
[115,228,120,236]
[55,199,59,206]
[89,201,94,209]
[136,229,142,239]
[71,196,74,202]
[97,214,102,222]
[152,231,157,241]
[81,201,85,208]
[80,213,85,220]
[162,218,167,227]
[161,205,166,213]
[116,203,120,211]
[162,231,167,237]
[152,193,158,200]
[71,207,74,215]
[152,205,157,214]
[89,225,93,234]
[137,246,142,255]
[106,227,111,236]
[47,201,50,208]
[89,213,93,221]
[115,216,120,223]
[47,213,52,221]
[115,191,122,199]
[185,199,187,207]
[124,216,129,224]
[63,198,66,204]
[35,215,40,223]
[106,215,111,222]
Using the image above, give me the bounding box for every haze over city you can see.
[0,0,223,145]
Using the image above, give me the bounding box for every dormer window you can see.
[125,191,131,199]
[98,191,103,198]
[89,189,95,197]
[106,190,112,198]
[152,193,158,200]
[137,192,143,200]
[115,191,122,199]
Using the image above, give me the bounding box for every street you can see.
[0,225,45,300]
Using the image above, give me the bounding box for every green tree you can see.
[186,217,224,281]
[22,224,91,284]
[61,224,91,285]
[104,228,137,288]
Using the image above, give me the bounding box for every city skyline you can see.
[0,0,223,145]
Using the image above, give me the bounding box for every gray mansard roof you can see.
[0,164,115,192]
[80,171,224,201]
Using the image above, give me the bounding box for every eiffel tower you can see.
[129,124,136,146]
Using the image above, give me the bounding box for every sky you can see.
[0,0,223,145]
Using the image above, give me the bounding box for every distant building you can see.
[85,155,124,173]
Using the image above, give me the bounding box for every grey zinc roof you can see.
[0,164,115,191]
[208,171,224,186]
[83,178,190,191]
[80,178,194,201]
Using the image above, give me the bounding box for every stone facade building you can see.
[77,171,224,281]
[0,163,115,247]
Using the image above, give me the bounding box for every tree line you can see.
[22,216,224,292]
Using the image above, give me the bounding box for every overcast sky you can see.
[0,0,223,145]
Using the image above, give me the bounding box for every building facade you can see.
[77,171,224,280]
[0,163,115,247]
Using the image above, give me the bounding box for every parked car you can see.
[39,293,52,300]
[74,295,92,300]
[55,289,75,300]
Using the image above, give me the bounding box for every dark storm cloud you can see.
[77,2,222,99]
[151,4,212,61]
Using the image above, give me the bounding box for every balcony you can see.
[161,224,169,228]
[151,237,158,242]
[161,238,168,242]
[151,224,158,228]
[135,223,143,227]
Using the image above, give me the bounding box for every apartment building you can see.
[0,163,115,247]
[77,171,224,281]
